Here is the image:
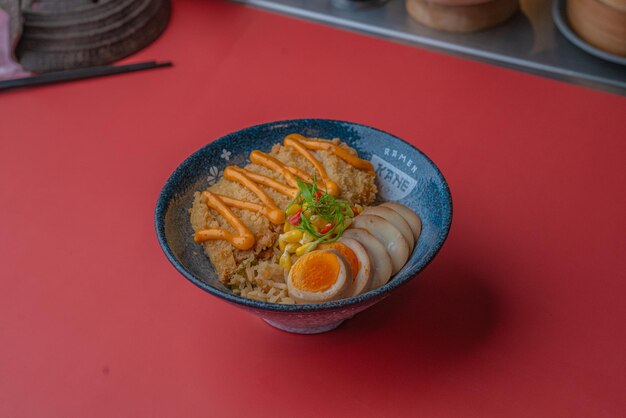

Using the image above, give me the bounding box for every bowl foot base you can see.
[263,318,346,334]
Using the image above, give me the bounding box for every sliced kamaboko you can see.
[380,202,422,242]
[337,237,372,297]
[351,214,409,275]
[363,206,415,253]
[286,249,351,304]
[342,228,393,289]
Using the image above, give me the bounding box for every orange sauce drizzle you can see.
[193,134,374,249]
[227,166,297,200]
[222,167,285,225]
[284,134,340,196]
[193,191,256,250]
[296,135,374,172]
[250,151,299,188]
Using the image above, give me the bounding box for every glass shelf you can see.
[232,0,626,96]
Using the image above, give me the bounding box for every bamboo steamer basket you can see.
[16,0,171,72]
[406,0,519,33]
[567,0,626,57]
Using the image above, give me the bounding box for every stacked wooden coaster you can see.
[0,0,21,46]
[567,0,626,57]
[406,0,518,32]
[16,0,171,72]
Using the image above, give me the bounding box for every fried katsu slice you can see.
[190,138,377,282]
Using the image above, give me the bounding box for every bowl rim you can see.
[154,118,453,313]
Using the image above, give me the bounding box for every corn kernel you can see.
[295,243,313,257]
[279,239,286,252]
[355,204,363,214]
[286,204,301,216]
[282,230,303,243]
[279,252,292,270]
[285,243,299,253]
[301,232,315,244]
[309,215,325,229]
[283,222,295,232]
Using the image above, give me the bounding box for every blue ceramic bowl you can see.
[155,119,452,334]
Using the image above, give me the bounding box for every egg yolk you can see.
[319,242,358,281]
[291,251,340,292]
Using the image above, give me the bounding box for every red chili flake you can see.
[320,222,334,234]
[288,210,302,225]
[314,190,323,201]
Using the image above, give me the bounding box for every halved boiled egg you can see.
[336,238,372,297]
[380,202,422,242]
[286,249,351,304]
[363,206,415,254]
[321,240,371,297]
[318,242,359,282]
[342,228,393,289]
[351,214,410,275]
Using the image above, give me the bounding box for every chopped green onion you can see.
[286,177,356,251]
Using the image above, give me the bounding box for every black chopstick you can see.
[0,60,173,91]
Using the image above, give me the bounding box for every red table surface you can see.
[2,1,626,416]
